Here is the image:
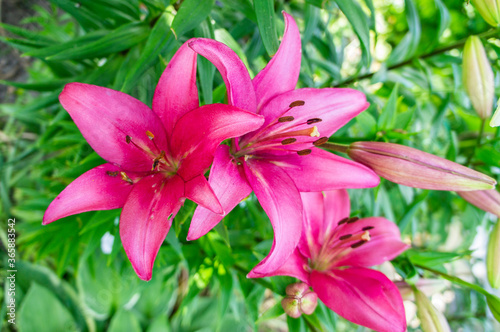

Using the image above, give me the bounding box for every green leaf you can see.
[377,84,399,130]
[121,10,176,93]
[407,249,470,267]
[24,30,109,58]
[256,301,284,324]
[254,0,279,56]
[386,0,421,65]
[0,78,72,92]
[487,295,500,323]
[18,283,77,332]
[171,0,215,37]
[108,309,142,332]
[48,22,149,60]
[48,0,108,30]
[334,0,371,66]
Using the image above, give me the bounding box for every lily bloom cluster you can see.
[42,11,497,331]
[255,190,409,332]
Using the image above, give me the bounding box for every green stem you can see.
[414,264,492,298]
[466,118,486,166]
[321,142,350,153]
[335,28,500,87]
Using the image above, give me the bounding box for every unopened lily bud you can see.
[347,142,496,191]
[457,189,500,217]
[281,282,318,318]
[463,36,494,119]
[471,0,500,27]
[487,222,500,288]
[415,289,451,332]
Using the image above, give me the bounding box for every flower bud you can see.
[281,282,318,318]
[471,0,500,27]
[457,189,500,217]
[463,35,495,119]
[487,222,500,288]
[347,141,496,191]
[414,289,451,332]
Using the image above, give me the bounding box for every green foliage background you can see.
[1,0,500,331]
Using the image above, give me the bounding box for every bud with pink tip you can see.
[347,141,496,191]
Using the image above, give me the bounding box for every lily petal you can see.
[310,268,406,332]
[43,163,143,225]
[297,192,325,259]
[120,174,184,281]
[152,42,199,139]
[188,38,257,112]
[257,88,369,136]
[247,248,309,283]
[185,174,223,215]
[333,217,409,268]
[321,190,351,239]
[171,104,264,180]
[188,145,252,240]
[243,159,303,275]
[252,12,301,111]
[270,148,379,191]
[59,83,169,171]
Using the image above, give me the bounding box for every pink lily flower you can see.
[42,43,264,281]
[187,12,380,275]
[253,190,409,332]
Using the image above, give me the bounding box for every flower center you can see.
[234,100,328,158]
[310,217,374,271]
[106,130,178,185]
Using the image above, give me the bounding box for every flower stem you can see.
[321,142,349,154]
[335,27,500,87]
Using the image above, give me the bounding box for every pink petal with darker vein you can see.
[310,268,406,332]
[244,159,303,275]
[152,42,199,139]
[184,174,223,215]
[120,174,184,281]
[188,38,257,113]
[43,163,143,225]
[59,83,168,172]
[252,12,301,111]
[269,148,379,192]
[188,145,252,241]
[170,104,263,180]
[247,248,309,283]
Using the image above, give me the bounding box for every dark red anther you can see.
[362,226,374,231]
[338,217,349,225]
[297,149,312,156]
[126,135,131,144]
[278,116,295,122]
[289,100,305,108]
[307,118,322,125]
[346,217,359,224]
[313,137,328,146]
[339,234,352,240]
[351,240,367,249]
[281,138,297,145]
[106,171,119,177]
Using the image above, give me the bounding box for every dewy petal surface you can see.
[184,174,223,215]
[188,38,257,112]
[43,163,142,225]
[310,268,406,332]
[332,217,409,268]
[59,83,169,171]
[171,104,263,180]
[252,12,301,111]
[188,145,252,241]
[269,148,379,192]
[243,159,303,275]
[120,174,184,281]
[152,42,199,139]
[255,88,369,136]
